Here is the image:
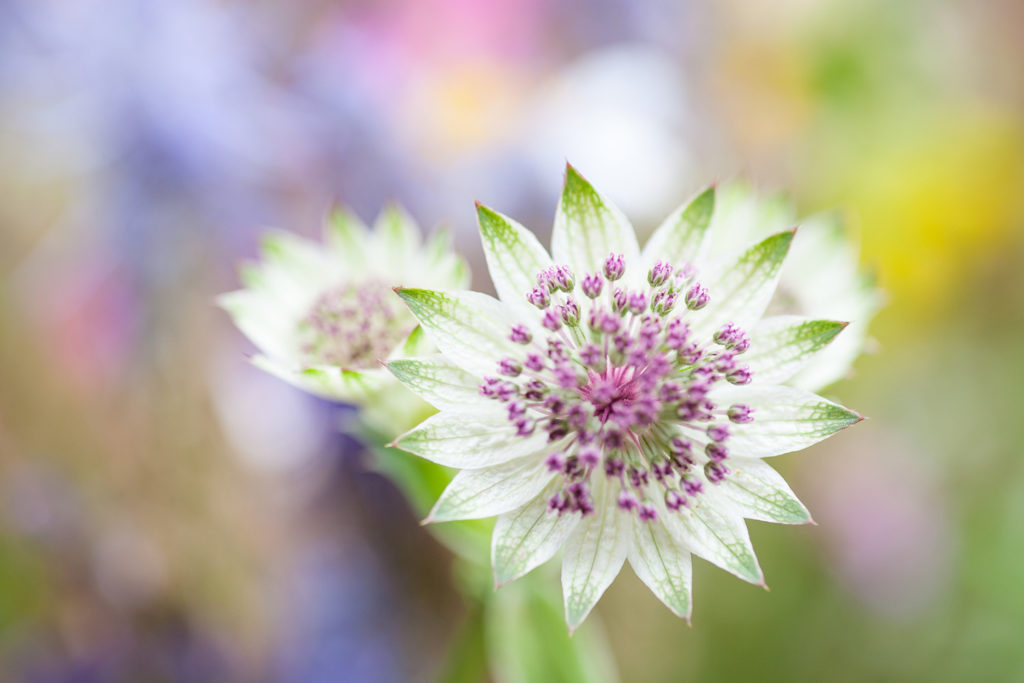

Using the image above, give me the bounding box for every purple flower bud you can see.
[705,442,728,462]
[551,265,575,292]
[509,324,532,344]
[604,457,625,477]
[611,287,627,314]
[527,286,550,309]
[498,358,522,377]
[665,490,690,511]
[627,291,648,315]
[581,273,603,298]
[638,505,658,522]
[537,268,558,294]
[515,418,535,437]
[726,365,753,385]
[682,475,703,496]
[559,298,581,326]
[705,461,729,483]
[524,353,545,372]
[617,490,639,511]
[652,290,677,315]
[648,260,674,287]
[579,447,600,468]
[727,404,754,423]
[707,424,730,442]
[542,309,562,331]
[567,404,589,430]
[580,344,603,367]
[603,253,625,281]
[545,452,566,472]
[685,283,710,310]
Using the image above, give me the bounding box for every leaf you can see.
[551,164,639,284]
[690,230,794,339]
[386,355,484,410]
[718,457,812,524]
[427,457,555,523]
[746,316,848,385]
[477,203,553,314]
[397,288,522,378]
[641,185,715,272]
[628,513,693,620]
[492,487,581,587]
[711,384,863,458]
[561,478,630,632]
[395,411,548,469]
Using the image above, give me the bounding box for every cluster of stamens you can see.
[478,254,756,522]
[298,280,414,368]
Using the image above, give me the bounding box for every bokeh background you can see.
[2,0,1023,681]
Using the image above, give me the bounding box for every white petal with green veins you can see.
[746,316,848,385]
[427,456,556,523]
[551,164,639,283]
[561,477,630,631]
[492,487,582,587]
[251,355,383,403]
[323,206,370,269]
[666,490,763,584]
[719,457,812,524]
[217,289,295,360]
[690,230,794,339]
[373,203,420,261]
[712,384,862,458]
[641,185,715,272]
[628,511,693,619]
[397,288,522,378]
[477,203,554,314]
[396,411,548,469]
[386,355,483,410]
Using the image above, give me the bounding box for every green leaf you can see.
[477,203,553,312]
[561,477,629,632]
[746,316,848,385]
[690,230,794,339]
[719,457,812,524]
[666,492,763,585]
[395,411,548,469]
[641,185,715,271]
[628,513,693,620]
[712,384,863,458]
[492,487,581,587]
[397,288,521,378]
[386,355,483,410]
[551,164,639,283]
[427,457,555,523]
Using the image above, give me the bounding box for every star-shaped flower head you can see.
[389,165,865,631]
[219,206,469,419]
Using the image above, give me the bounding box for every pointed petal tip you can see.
[759,580,771,592]
[419,515,435,527]
[805,517,819,526]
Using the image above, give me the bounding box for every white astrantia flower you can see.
[387,165,864,631]
[705,182,883,391]
[218,205,469,421]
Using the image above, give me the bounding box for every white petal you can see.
[628,513,693,620]
[561,477,630,631]
[551,164,639,284]
[492,487,582,587]
[372,203,421,263]
[477,203,554,315]
[718,458,812,524]
[250,355,383,404]
[395,411,549,469]
[712,384,862,458]
[323,206,370,270]
[217,289,296,360]
[427,456,555,523]
[664,490,763,584]
[397,288,522,378]
[746,316,848,385]
[386,354,484,411]
[640,185,715,271]
[689,230,794,340]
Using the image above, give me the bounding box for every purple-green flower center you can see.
[479,254,756,522]
[298,280,413,369]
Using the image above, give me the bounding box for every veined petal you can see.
[386,354,483,411]
[561,477,630,632]
[373,203,421,261]
[492,486,582,587]
[746,316,848,385]
[712,384,863,458]
[387,324,433,361]
[217,289,295,360]
[424,226,473,289]
[690,230,794,339]
[251,355,383,403]
[719,458,812,525]
[427,456,556,523]
[641,185,715,272]
[628,512,694,620]
[666,491,763,585]
[260,230,335,287]
[551,164,639,283]
[397,288,521,378]
[323,205,370,269]
[477,203,553,312]
[395,411,548,469]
